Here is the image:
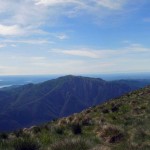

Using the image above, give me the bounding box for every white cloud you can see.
[0,24,24,36]
[0,1,13,13]
[0,24,48,37]
[0,44,6,48]
[0,1,48,37]
[59,49,100,58]
[96,0,127,10]
[9,55,46,62]
[53,44,150,59]
[4,39,54,44]
[54,49,117,59]
[29,59,114,74]
[34,0,82,6]
[0,42,149,75]
[0,0,142,38]
[0,0,128,25]
[56,34,69,40]
[10,44,17,47]
[21,39,53,44]
[30,57,46,61]
[35,0,127,10]
[125,44,150,52]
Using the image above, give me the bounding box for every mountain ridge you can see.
[0,75,150,131]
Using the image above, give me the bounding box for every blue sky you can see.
[0,0,149,75]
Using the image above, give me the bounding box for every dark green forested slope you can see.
[0,75,145,131]
[0,86,150,150]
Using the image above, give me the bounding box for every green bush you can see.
[32,127,41,134]
[0,133,8,140]
[71,124,82,135]
[13,138,40,150]
[53,126,64,135]
[50,138,91,150]
[39,132,58,145]
[14,130,24,138]
[100,125,124,143]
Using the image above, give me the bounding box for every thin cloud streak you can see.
[96,0,128,10]
[59,49,100,58]
[53,44,150,59]
[3,39,54,45]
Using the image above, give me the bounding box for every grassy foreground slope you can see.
[0,86,150,150]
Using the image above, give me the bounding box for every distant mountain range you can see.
[1,82,150,150]
[0,75,150,131]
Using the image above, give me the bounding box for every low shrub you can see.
[99,125,124,143]
[52,126,64,135]
[0,133,8,140]
[14,130,24,138]
[71,124,82,135]
[50,138,92,150]
[13,138,40,150]
[32,126,41,134]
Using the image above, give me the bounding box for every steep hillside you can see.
[0,75,148,131]
[0,86,150,150]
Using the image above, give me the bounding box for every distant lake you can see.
[0,75,60,88]
[0,85,12,88]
